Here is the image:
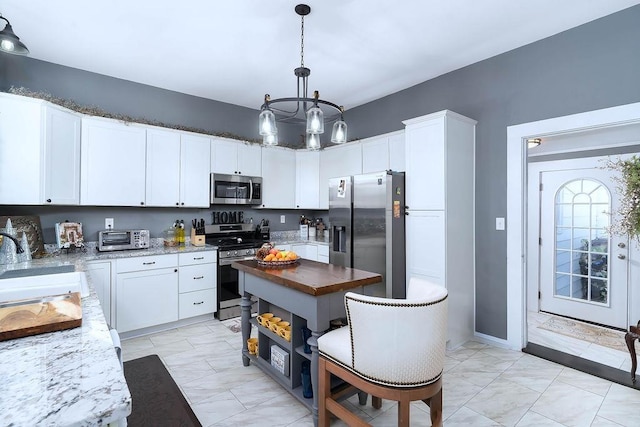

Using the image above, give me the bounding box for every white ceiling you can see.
[2,1,639,112]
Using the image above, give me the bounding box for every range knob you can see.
[226,251,231,256]
[234,250,238,256]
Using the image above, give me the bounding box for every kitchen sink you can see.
[0,267,88,302]
[0,264,75,279]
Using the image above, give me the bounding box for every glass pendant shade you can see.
[259,109,277,136]
[263,132,278,146]
[331,120,347,144]
[0,21,29,55]
[306,106,324,134]
[306,133,321,150]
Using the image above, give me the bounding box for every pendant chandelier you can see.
[0,14,29,55]
[258,4,347,150]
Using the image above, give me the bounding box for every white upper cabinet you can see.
[260,146,296,209]
[388,132,405,172]
[211,138,262,176]
[362,136,389,173]
[0,93,81,205]
[319,142,362,209]
[81,117,147,206]
[146,128,210,207]
[404,116,447,210]
[295,150,320,209]
[43,105,82,204]
[361,131,405,174]
[180,133,211,207]
[146,128,181,207]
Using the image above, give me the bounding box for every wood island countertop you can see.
[232,259,382,296]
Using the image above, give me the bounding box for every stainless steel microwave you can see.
[98,229,150,252]
[210,173,262,205]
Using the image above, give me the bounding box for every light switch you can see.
[496,217,505,231]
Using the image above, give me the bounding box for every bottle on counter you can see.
[178,220,185,246]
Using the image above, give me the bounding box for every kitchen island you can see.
[233,259,382,426]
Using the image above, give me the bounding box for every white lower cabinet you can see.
[317,245,329,264]
[113,251,217,333]
[288,243,328,263]
[116,267,179,333]
[86,260,114,326]
[178,252,217,320]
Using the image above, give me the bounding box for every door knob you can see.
[618,254,626,259]
[618,242,626,248]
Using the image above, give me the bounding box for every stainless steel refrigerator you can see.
[329,171,406,298]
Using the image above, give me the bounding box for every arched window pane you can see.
[554,179,610,305]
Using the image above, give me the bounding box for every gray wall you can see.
[345,5,640,339]
[2,5,640,340]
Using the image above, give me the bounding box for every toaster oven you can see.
[98,229,150,252]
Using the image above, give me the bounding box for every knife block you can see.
[190,229,206,247]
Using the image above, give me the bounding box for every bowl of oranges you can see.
[255,243,299,267]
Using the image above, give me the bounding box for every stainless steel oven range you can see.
[204,223,264,320]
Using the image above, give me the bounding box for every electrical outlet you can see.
[105,218,114,230]
[280,215,286,224]
[496,217,505,231]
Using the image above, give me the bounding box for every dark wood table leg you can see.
[626,322,640,383]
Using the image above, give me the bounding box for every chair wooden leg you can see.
[372,396,382,409]
[397,399,410,427]
[427,387,443,427]
[318,357,331,427]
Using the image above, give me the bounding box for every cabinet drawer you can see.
[317,255,329,264]
[179,288,216,319]
[178,251,217,266]
[116,254,178,273]
[179,263,216,293]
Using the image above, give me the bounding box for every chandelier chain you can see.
[300,15,305,67]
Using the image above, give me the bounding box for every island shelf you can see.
[233,259,381,425]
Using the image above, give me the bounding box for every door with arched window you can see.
[539,166,628,329]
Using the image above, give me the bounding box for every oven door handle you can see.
[219,256,255,266]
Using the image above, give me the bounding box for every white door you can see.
[538,164,628,329]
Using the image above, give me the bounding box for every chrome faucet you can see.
[0,233,24,253]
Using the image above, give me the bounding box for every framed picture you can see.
[0,216,46,259]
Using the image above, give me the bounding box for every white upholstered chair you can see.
[317,278,448,427]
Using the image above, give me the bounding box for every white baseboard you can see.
[473,331,516,350]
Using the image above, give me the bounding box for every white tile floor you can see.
[122,318,640,427]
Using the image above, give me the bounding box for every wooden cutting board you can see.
[0,292,82,341]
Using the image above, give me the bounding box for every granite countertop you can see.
[0,257,131,426]
[232,259,381,296]
[0,242,217,426]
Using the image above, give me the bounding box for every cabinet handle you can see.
[193,276,204,280]
[140,201,144,206]
[193,256,204,260]
[193,301,204,305]
[46,198,52,203]
[174,268,178,272]
[176,202,179,206]
[143,261,156,265]
[181,202,184,206]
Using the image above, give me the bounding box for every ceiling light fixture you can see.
[258,4,347,150]
[0,14,29,55]
[526,138,542,149]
